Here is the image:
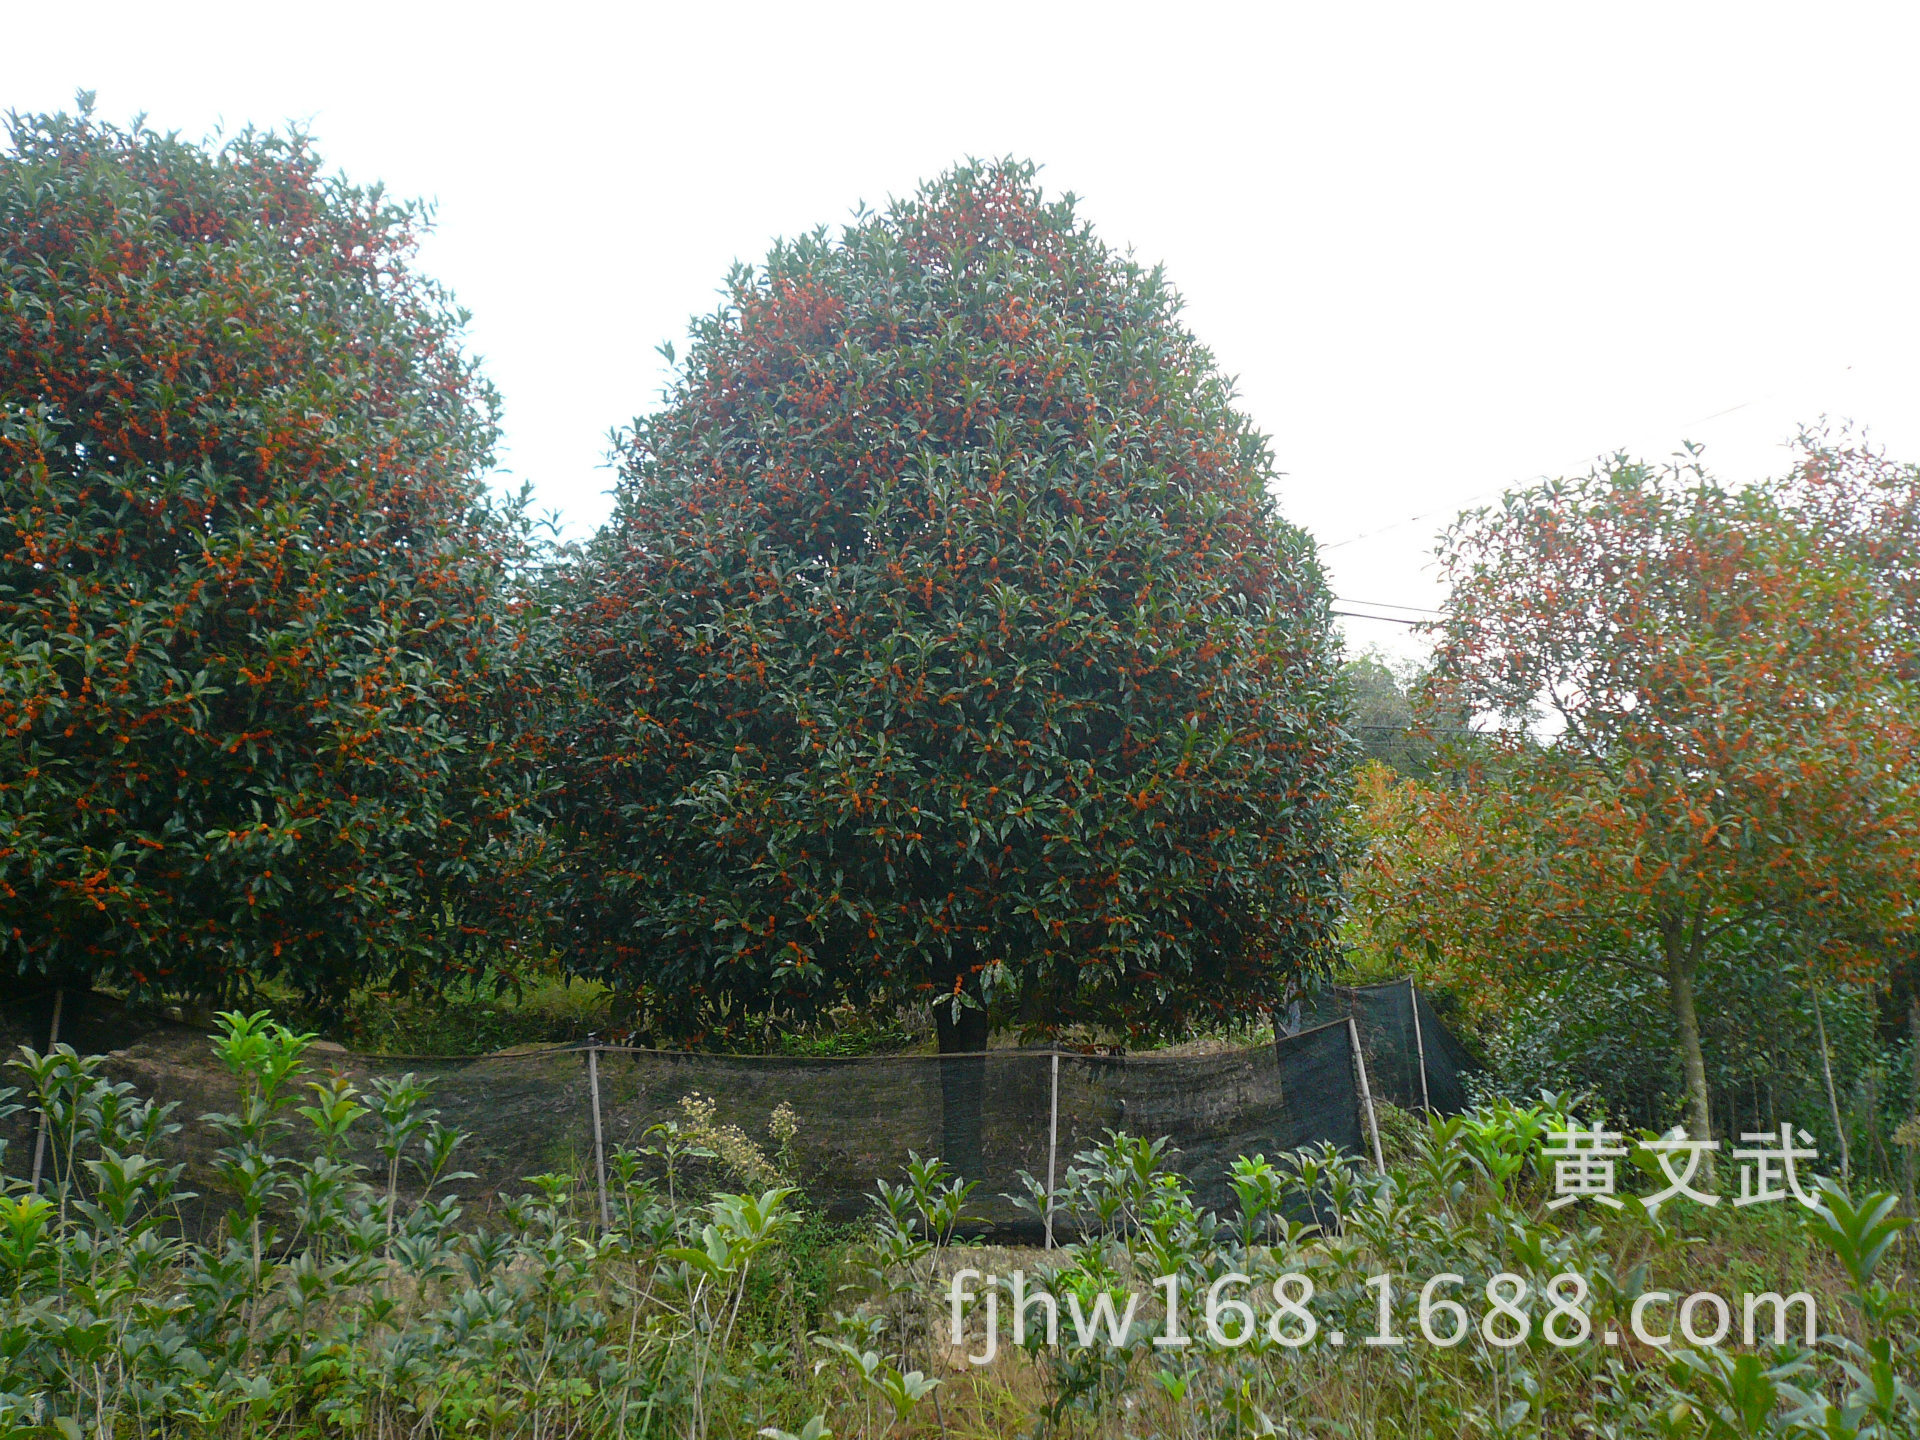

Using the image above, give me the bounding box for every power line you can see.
[1314,373,1841,552]
[1331,609,1427,626]
[1332,595,1444,615]
[1321,495,1502,552]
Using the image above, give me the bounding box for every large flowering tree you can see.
[1787,429,1920,1156]
[0,106,543,1004]
[552,160,1350,1058]
[1414,448,1920,1142]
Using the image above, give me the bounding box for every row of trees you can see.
[8,105,1917,1161]
[2,109,1350,1050]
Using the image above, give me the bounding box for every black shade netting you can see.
[2,981,1473,1239]
[1289,979,1478,1115]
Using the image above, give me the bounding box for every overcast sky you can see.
[10,3,1919,662]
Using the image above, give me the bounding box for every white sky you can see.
[9,3,1920,665]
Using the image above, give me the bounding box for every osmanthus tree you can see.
[1413,448,1920,1142]
[1786,428,1920,1154]
[552,160,1350,1064]
[0,104,544,1005]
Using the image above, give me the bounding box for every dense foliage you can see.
[0,106,542,1003]
[1342,652,1435,776]
[1393,446,1920,1142]
[1346,764,1906,1155]
[551,160,1349,1045]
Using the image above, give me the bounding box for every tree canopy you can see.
[1397,445,1920,1140]
[550,159,1350,1047]
[0,105,542,1003]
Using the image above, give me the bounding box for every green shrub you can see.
[4,1019,1913,1439]
[549,158,1351,1049]
[0,104,543,1006]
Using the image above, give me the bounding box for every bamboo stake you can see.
[588,1042,610,1232]
[1045,1051,1060,1251]
[29,989,63,1195]
[1408,978,1432,1114]
[1348,1017,1386,1172]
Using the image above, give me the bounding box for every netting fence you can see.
[2,979,1475,1241]
[1288,979,1480,1116]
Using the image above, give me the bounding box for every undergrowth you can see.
[2,1014,1915,1438]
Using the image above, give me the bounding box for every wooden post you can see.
[29,989,63,1195]
[1045,1051,1060,1251]
[1348,1017,1386,1173]
[587,1041,610,1232]
[1408,979,1432,1114]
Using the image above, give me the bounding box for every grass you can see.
[259,970,935,1059]
[255,967,1293,1062]
[323,973,618,1055]
[102,964,1417,1067]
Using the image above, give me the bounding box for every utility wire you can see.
[1333,596,1444,615]
[1321,493,1505,552]
[1313,369,1852,553]
[1331,609,1427,626]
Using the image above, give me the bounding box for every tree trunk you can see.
[1664,936,1713,1143]
[1896,998,1912,1221]
[1909,995,1919,1123]
[1812,985,1851,1182]
[935,1002,990,1183]
[1905,996,1919,1220]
